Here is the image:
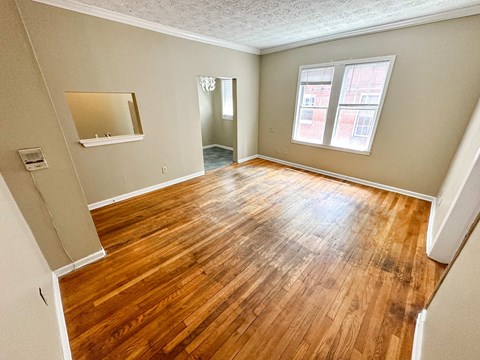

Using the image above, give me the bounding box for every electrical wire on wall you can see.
[30,172,76,269]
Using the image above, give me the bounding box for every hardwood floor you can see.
[60,159,445,359]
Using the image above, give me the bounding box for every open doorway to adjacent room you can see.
[197,76,237,172]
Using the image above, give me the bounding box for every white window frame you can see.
[291,55,396,155]
[221,79,234,120]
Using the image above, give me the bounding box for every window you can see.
[221,79,234,120]
[292,66,334,144]
[299,109,314,125]
[353,110,375,137]
[303,94,316,107]
[292,56,395,154]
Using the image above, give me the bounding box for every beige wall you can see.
[0,0,103,269]
[66,92,138,139]
[212,81,235,148]
[434,99,480,228]
[199,81,235,149]
[258,16,480,196]
[429,99,480,261]
[17,0,259,205]
[422,217,480,359]
[198,82,215,146]
[0,172,64,359]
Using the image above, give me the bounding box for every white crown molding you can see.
[261,5,480,55]
[32,0,260,55]
[88,170,205,210]
[258,155,435,202]
[31,0,480,56]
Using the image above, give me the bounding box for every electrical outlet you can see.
[282,148,288,155]
[162,166,168,174]
[269,128,275,134]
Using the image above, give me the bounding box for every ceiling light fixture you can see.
[199,76,216,92]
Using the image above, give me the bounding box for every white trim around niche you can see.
[79,134,144,147]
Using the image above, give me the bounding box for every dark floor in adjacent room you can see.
[203,146,233,172]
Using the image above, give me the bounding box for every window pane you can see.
[302,94,315,107]
[339,62,389,105]
[295,108,328,144]
[331,109,376,151]
[221,79,233,118]
[302,84,331,107]
[299,109,313,123]
[300,66,334,83]
[293,77,332,144]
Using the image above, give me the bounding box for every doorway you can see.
[197,76,237,172]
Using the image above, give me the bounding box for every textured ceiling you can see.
[74,0,480,49]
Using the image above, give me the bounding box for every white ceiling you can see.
[54,0,480,51]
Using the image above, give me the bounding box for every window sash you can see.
[292,56,395,155]
[221,79,233,120]
[353,111,376,137]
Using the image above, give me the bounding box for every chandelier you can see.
[199,76,216,92]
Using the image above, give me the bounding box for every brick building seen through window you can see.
[294,60,392,152]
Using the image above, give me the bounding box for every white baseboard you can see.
[258,155,435,202]
[412,309,427,360]
[426,199,436,255]
[237,154,259,163]
[52,272,72,360]
[203,144,233,151]
[54,248,106,277]
[88,171,205,210]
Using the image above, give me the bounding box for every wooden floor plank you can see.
[59,159,445,359]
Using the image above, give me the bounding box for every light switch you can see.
[18,148,48,171]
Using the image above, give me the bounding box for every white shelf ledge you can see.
[79,134,144,147]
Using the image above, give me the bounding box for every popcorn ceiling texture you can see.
[74,0,480,49]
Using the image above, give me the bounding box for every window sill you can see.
[222,116,233,121]
[291,139,371,156]
[79,134,144,147]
